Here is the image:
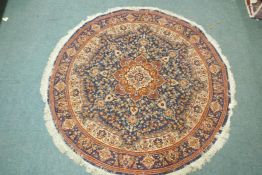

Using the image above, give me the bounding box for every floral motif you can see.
[113,55,165,102]
[98,148,112,161]
[142,155,156,169]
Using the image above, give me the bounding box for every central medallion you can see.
[125,65,153,90]
[113,55,166,102]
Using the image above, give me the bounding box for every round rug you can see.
[41,7,236,175]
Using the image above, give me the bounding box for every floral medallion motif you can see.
[113,55,165,102]
[46,9,231,175]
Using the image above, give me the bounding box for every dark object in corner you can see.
[246,0,262,19]
[0,0,8,24]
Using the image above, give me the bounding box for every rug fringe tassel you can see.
[40,7,237,175]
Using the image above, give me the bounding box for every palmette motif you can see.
[48,9,230,174]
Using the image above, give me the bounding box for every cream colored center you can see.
[125,66,153,90]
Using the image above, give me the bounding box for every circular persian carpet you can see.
[41,8,236,175]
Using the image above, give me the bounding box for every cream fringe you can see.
[40,7,237,175]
